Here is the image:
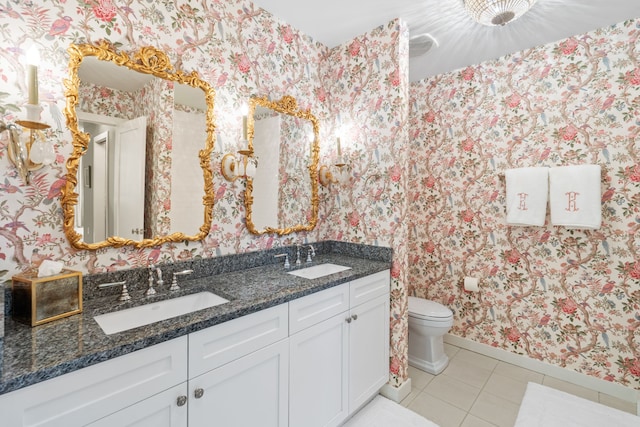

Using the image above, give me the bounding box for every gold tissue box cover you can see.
[11,269,83,326]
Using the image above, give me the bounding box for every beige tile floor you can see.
[400,343,638,427]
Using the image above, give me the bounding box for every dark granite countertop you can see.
[0,242,391,396]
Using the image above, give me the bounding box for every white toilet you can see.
[408,296,454,375]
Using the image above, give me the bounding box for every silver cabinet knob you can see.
[194,388,204,399]
[351,314,358,321]
[177,395,187,407]
[345,317,352,323]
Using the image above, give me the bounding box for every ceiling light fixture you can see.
[463,0,537,26]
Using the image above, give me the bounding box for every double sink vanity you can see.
[0,241,392,427]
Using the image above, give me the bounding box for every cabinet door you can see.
[289,313,349,427]
[348,293,390,411]
[189,339,289,427]
[87,383,188,427]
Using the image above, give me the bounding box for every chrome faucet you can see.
[306,245,316,263]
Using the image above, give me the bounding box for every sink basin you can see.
[287,263,351,279]
[94,291,229,335]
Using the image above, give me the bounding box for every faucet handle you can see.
[155,266,164,287]
[275,253,290,269]
[98,280,130,302]
[171,269,193,291]
[296,244,302,266]
[306,245,316,263]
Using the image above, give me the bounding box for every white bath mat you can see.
[343,395,439,427]
[515,382,639,427]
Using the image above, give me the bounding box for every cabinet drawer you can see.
[289,284,349,334]
[0,336,187,427]
[350,270,390,307]
[189,303,288,378]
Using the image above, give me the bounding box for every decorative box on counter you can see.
[11,269,83,326]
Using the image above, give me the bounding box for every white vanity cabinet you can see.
[187,303,289,427]
[0,336,188,427]
[289,270,390,427]
[0,269,390,427]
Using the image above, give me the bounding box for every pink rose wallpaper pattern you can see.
[409,20,640,388]
[316,22,411,387]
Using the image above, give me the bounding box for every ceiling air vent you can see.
[409,33,438,58]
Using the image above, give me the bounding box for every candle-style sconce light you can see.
[319,136,349,186]
[221,105,258,181]
[2,46,54,185]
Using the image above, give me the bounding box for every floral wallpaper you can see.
[142,77,174,238]
[316,22,411,387]
[77,81,136,120]
[409,19,640,389]
[277,114,314,229]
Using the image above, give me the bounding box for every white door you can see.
[113,116,147,240]
[89,131,109,242]
[289,313,349,427]
[348,294,390,411]
[86,383,188,427]
[189,339,289,427]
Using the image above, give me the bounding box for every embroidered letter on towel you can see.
[505,167,549,226]
[549,165,601,229]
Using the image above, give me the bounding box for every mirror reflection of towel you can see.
[549,165,601,229]
[505,167,549,226]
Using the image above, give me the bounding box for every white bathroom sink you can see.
[288,263,351,279]
[94,291,229,335]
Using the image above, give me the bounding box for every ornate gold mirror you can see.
[62,42,215,249]
[246,95,319,235]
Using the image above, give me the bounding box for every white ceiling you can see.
[249,0,640,82]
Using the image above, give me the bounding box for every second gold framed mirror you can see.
[245,95,319,235]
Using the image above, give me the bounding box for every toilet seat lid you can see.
[408,296,453,319]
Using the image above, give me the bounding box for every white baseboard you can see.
[380,378,412,403]
[444,334,639,405]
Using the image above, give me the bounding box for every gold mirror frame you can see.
[245,95,319,235]
[61,42,216,249]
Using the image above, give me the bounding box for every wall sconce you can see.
[221,106,258,181]
[2,46,53,185]
[319,137,349,186]
[221,149,258,181]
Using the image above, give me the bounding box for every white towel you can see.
[515,382,639,427]
[549,165,601,229]
[505,167,549,226]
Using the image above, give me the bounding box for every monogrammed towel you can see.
[505,167,549,226]
[549,165,601,229]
